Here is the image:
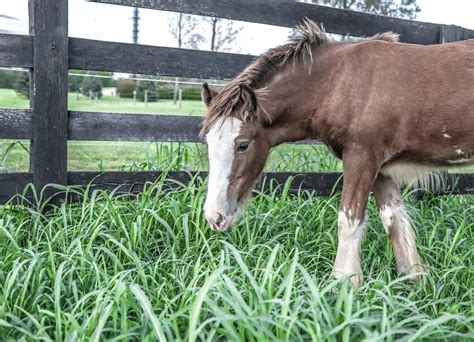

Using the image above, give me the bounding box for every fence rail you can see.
[0,0,473,204]
[0,109,320,144]
[92,0,474,44]
[0,171,472,204]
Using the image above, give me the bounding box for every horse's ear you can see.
[239,83,271,125]
[239,83,257,113]
[201,82,216,108]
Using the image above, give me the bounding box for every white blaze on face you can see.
[205,117,243,230]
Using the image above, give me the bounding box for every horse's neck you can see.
[260,67,322,147]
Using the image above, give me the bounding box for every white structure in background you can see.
[102,87,117,97]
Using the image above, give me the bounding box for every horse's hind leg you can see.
[372,174,425,281]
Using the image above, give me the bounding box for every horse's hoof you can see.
[401,264,428,283]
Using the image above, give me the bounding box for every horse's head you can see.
[201,83,271,231]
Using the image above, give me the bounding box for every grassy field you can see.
[0,88,206,115]
[0,176,472,340]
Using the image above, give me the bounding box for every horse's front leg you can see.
[332,148,379,287]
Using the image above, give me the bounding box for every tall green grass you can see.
[0,175,472,340]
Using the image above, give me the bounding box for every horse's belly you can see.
[380,162,441,189]
[380,158,473,190]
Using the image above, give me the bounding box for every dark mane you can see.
[201,19,329,135]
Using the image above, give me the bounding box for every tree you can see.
[0,69,20,89]
[307,0,420,19]
[69,71,115,93]
[68,69,86,92]
[116,79,136,98]
[135,80,158,102]
[205,18,243,52]
[168,13,203,49]
[96,71,116,88]
[14,72,29,99]
[167,13,243,52]
[81,73,103,98]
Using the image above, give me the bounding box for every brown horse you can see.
[200,19,474,287]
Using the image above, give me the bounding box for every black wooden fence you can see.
[0,0,473,204]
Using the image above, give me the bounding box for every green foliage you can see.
[69,71,114,92]
[81,73,103,98]
[96,71,116,88]
[158,86,201,100]
[0,69,21,89]
[68,69,86,92]
[135,80,158,102]
[116,79,136,99]
[13,72,29,99]
[313,0,420,19]
[0,140,29,173]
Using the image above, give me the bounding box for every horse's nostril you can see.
[215,212,224,227]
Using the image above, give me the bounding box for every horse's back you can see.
[332,38,474,177]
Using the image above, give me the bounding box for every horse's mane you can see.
[201,19,328,135]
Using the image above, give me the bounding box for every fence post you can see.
[29,0,69,202]
[439,25,462,43]
[178,88,183,109]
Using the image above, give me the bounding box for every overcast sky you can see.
[1,0,473,55]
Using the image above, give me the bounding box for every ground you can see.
[0,89,473,339]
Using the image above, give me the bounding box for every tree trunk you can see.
[178,14,182,48]
[210,18,217,51]
[174,15,183,105]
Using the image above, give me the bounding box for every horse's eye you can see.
[237,142,249,152]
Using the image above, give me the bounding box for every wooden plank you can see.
[0,110,320,143]
[69,112,203,142]
[0,108,32,139]
[0,34,33,68]
[439,25,472,43]
[28,1,35,173]
[90,0,474,44]
[259,171,343,196]
[0,173,32,204]
[69,38,253,79]
[434,173,474,195]
[67,171,473,196]
[68,111,321,144]
[29,0,69,198]
[0,171,472,204]
[67,171,344,196]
